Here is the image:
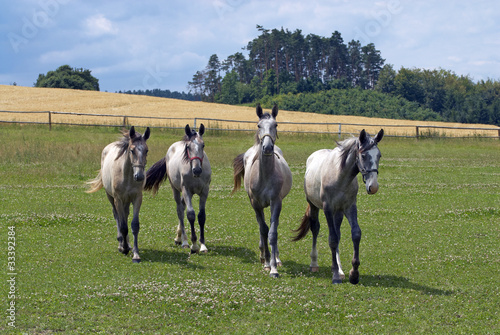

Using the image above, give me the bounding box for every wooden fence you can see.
[1,110,499,139]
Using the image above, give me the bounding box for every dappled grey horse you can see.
[87,126,151,263]
[232,104,292,277]
[293,129,384,284]
[145,124,211,254]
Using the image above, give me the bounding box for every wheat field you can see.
[1,85,498,137]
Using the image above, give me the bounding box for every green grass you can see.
[1,124,499,334]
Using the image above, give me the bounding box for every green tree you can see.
[35,65,99,91]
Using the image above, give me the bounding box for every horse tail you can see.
[144,157,167,195]
[86,170,103,193]
[231,153,245,195]
[292,204,311,241]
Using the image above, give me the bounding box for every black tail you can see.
[144,157,167,195]
[292,204,311,241]
[231,153,245,195]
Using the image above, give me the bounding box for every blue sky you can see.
[1,0,499,93]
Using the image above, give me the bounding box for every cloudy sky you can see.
[1,0,499,93]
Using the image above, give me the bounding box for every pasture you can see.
[1,124,499,334]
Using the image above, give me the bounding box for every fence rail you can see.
[1,110,499,139]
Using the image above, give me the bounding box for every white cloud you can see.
[83,14,117,37]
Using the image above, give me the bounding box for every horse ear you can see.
[272,104,278,118]
[129,126,136,138]
[144,127,150,141]
[375,129,384,143]
[185,124,191,136]
[256,103,263,118]
[359,129,367,144]
[198,123,205,136]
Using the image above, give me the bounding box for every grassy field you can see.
[1,124,499,334]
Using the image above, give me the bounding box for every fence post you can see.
[123,116,127,128]
[193,117,197,130]
[338,123,342,140]
[416,126,420,139]
[498,128,500,140]
[48,111,52,131]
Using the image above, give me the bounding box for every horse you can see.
[86,126,151,263]
[292,129,384,284]
[144,124,211,254]
[232,104,292,277]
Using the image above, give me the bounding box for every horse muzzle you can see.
[365,176,379,194]
[192,166,202,177]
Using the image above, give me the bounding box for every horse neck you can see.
[257,148,275,177]
[340,146,359,180]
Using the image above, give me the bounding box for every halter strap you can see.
[356,149,378,184]
[259,133,276,144]
[187,150,203,166]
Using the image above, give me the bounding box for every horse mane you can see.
[115,129,143,160]
[337,135,377,171]
[182,129,199,164]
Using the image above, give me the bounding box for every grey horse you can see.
[232,104,292,277]
[293,129,384,284]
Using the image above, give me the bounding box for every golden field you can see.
[1,85,498,137]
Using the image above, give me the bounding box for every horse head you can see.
[127,126,150,182]
[256,104,278,156]
[357,129,383,194]
[124,126,150,182]
[184,123,205,177]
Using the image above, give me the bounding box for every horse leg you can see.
[183,188,200,254]
[324,207,344,284]
[108,194,130,255]
[345,204,361,284]
[254,208,270,270]
[268,200,282,278]
[308,203,320,272]
[172,188,189,248]
[130,194,143,263]
[197,188,209,253]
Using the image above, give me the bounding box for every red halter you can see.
[187,150,203,166]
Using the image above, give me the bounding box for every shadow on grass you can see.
[140,248,205,270]
[283,261,453,296]
[205,244,258,264]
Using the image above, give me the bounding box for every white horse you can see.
[232,104,292,277]
[87,126,151,263]
[145,124,211,254]
[293,129,383,284]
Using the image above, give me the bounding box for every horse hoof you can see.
[270,272,279,278]
[190,249,198,254]
[182,245,190,249]
[174,240,182,246]
[332,279,343,284]
[310,266,319,272]
[118,247,130,255]
[200,249,208,254]
[132,258,141,263]
[349,270,359,285]
[264,266,271,272]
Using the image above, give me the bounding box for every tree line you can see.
[188,26,384,103]
[118,89,200,101]
[188,26,499,126]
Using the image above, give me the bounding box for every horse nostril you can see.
[368,185,378,194]
[193,167,202,177]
